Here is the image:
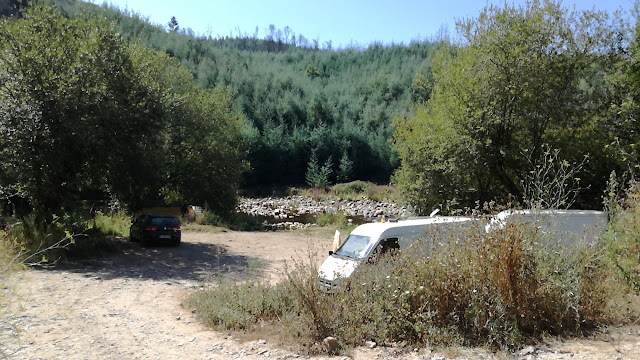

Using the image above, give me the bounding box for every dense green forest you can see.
[47,0,440,187]
[2,0,639,217]
[68,0,638,212]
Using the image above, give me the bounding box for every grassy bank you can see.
[243,181,403,203]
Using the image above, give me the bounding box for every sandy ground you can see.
[2,229,640,360]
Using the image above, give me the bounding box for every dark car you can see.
[130,214,181,246]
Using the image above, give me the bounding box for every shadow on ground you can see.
[42,239,260,283]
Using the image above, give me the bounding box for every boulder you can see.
[322,336,340,354]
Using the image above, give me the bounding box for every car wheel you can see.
[173,239,181,247]
[129,228,137,242]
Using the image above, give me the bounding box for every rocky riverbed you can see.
[236,196,413,228]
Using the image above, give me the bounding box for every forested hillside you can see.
[2,0,637,216]
[52,0,439,187]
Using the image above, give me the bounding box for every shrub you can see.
[325,222,619,349]
[1,209,129,264]
[330,181,402,202]
[187,251,334,352]
[332,181,368,197]
[189,279,278,330]
[602,184,640,294]
[315,211,350,228]
[196,210,225,227]
[91,211,130,237]
[194,210,262,231]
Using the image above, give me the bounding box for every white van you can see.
[486,209,606,246]
[317,216,473,291]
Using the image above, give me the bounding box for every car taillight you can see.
[172,226,181,230]
[145,226,157,231]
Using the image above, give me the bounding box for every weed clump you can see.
[315,211,350,228]
[601,184,640,297]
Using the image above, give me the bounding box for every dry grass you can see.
[188,209,640,353]
[186,186,640,353]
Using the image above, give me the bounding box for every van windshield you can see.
[334,234,373,259]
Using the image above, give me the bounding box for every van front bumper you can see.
[318,278,334,292]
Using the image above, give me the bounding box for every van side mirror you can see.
[329,251,334,256]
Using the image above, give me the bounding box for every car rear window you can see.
[150,217,179,227]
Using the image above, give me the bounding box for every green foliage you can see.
[0,0,28,18]
[189,219,638,352]
[0,5,148,215]
[602,184,640,293]
[331,180,368,196]
[305,152,333,190]
[329,181,402,202]
[91,211,131,238]
[610,13,640,179]
[49,0,440,187]
[337,151,353,183]
[167,16,178,32]
[314,211,349,228]
[188,278,279,330]
[392,0,631,213]
[195,209,225,227]
[192,209,262,231]
[0,5,248,218]
[1,209,129,263]
[187,253,332,352]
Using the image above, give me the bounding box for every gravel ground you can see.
[2,230,640,360]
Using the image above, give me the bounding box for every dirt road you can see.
[4,230,640,359]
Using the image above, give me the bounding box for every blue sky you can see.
[88,0,636,47]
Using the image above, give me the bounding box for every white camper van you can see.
[486,209,606,246]
[317,216,473,291]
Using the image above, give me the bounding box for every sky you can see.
[87,0,636,48]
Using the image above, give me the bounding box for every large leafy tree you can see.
[123,44,249,214]
[612,15,640,178]
[392,0,629,213]
[0,5,248,217]
[0,6,160,215]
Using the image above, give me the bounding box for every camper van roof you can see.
[350,216,473,240]
[494,209,605,221]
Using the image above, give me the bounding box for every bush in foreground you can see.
[189,204,640,353]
